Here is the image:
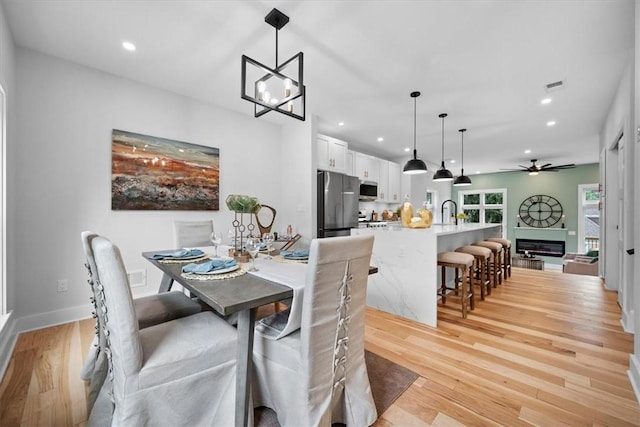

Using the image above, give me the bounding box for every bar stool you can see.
[437,251,475,318]
[488,237,512,279]
[456,245,492,300]
[472,241,503,287]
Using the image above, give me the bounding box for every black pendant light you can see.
[433,113,454,181]
[241,8,305,121]
[403,91,428,175]
[453,128,472,186]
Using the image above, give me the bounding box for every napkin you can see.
[181,258,237,274]
[151,249,204,260]
[280,250,309,259]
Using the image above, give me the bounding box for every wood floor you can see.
[0,267,638,426]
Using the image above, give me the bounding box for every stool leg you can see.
[475,258,485,301]
[461,265,468,318]
[454,267,459,295]
[440,265,446,304]
[507,247,512,278]
[482,257,491,296]
[467,266,475,311]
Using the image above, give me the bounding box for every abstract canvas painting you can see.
[111,129,219,210]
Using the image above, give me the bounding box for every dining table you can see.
[143,245,310,427]
[143,244,379,427]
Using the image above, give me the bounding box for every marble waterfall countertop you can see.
[353,223,501,327]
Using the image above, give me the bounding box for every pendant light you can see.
[433,113,453,181]
[241,8,305,121]
[453,128,472,186]
[403,91,428,175]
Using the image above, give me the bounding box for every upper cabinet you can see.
[377,160,401,203]
[346,150,355,177]
[355,152,379,182]
[317,134,348,174]
[387,161,401,203]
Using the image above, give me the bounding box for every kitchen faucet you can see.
[441,199,458,225]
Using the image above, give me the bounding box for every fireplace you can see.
[515,238,565,258]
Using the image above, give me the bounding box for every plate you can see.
[155,251,205,260]
[171,253,206,260]
[283,255,308,260]
[197,264,240,275]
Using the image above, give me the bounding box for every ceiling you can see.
[2,0,634,174]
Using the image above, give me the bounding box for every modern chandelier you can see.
[403,91,428,175]
[241,8,305,121]
[432,113,454,181]
[453,128,472,186]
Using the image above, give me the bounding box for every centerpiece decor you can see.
[226,194,261,261]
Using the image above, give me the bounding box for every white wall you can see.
[12,48,285,328]
[599,2,638,401]
[0,0,17,375]
[629,0,640,404]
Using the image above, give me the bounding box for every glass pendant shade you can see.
[433,113,453,181]
[453,128,472,186]
[403,91,427,175]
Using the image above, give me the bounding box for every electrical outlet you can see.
[57,279,68,293]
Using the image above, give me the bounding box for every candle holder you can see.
[516,215,520,227]
[226,195,261,262]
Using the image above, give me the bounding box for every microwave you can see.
[359,182,378,201]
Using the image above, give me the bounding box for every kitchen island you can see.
[352,223,501,327]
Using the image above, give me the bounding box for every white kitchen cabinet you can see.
[377,159,389,201]
[376,160,401,203]
[355,152,379,182]
[346,150,355,177]
[317,134,347,173]
[387,161,401,203]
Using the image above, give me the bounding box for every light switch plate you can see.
[568,230,576,236]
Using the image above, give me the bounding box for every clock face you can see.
[518,195,563,228]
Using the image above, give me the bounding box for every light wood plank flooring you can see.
[1,267,638,426]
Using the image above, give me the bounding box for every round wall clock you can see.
[518,195,563,228]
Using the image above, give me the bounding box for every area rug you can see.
[254,350,419,426]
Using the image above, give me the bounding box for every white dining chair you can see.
[173,219,214,248]
[252,234,377,426]
[80,231,202,411]
[89,234,238,425]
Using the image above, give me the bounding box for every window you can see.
[578,184,600,253]
[459,188,507,231]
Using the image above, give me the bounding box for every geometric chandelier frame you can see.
[241,8,306,121]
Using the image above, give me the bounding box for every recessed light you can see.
[338,122,345,127]
[541,98,552,105]
[524,149,531,154]
[404,147,410,152]
[475,171,481,174]
[377,137,384,142]
[122,41,136,52]
[450,159,456,164]
[546,121,556,127]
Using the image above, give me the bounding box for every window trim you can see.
[458,188,507,233]
[578,183,599,253]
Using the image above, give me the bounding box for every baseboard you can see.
[629,353,640,404]
[0,311,17,383]
[13,302,93,335]
[620,308,635,334]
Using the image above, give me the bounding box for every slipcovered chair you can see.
[90,235,238,425]
[252,234,377,426]
[173,219,214,248]
[80,231,202,411]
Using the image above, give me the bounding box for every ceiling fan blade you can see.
[550,163,576,169]
[540,163,552,169]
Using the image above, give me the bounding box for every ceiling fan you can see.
[501,159,576,175]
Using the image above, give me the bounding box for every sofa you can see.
[562,251,599,276]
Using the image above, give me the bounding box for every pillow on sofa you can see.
[590,257,599,264]
[586,249,599,258]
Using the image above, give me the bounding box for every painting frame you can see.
[111,129,219,211]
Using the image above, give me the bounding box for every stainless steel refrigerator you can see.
[317,170,360,237]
